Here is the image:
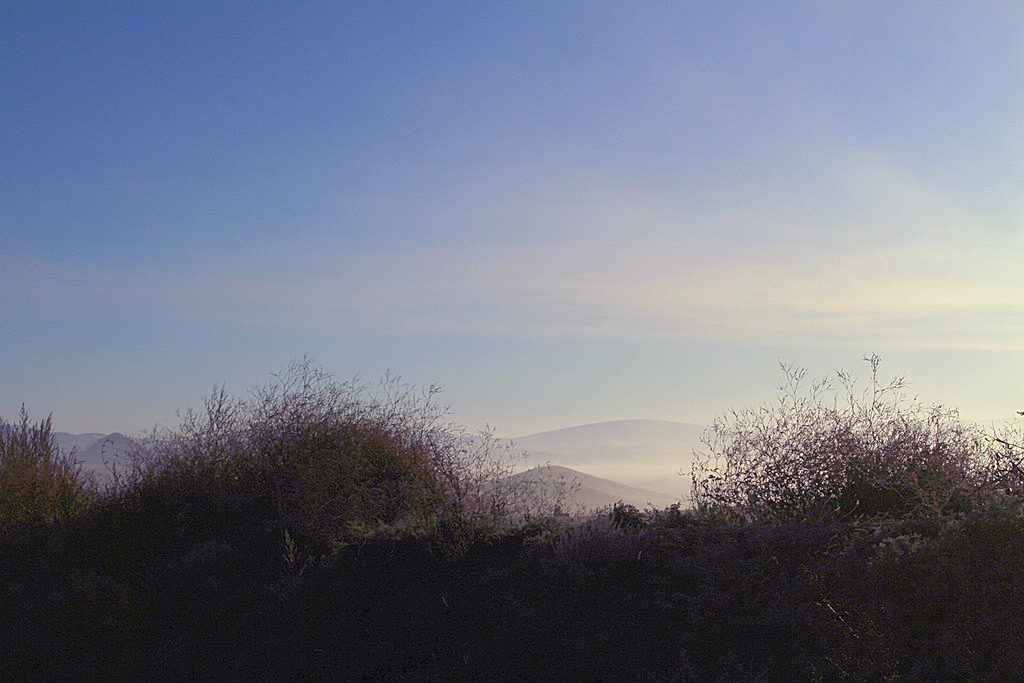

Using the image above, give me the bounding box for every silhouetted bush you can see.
[985,419,1024,496]
[609,501,645,529]
[7,480,1024,679]
[692,355,995,521]
[854,497,1024,678]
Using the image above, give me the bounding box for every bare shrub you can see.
[126,359,552,544]
[692,355,994,521]
[986,418,1024,497]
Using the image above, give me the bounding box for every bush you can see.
[122,359,545,548]
[692,355,994,522]
[0,407,94,533]
[609,501,645,529]
[845,499,1024,678]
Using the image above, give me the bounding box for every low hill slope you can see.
[511,464,682,512]
[53,432,108,457]
[53,432,137,477]
[506,420,704,500]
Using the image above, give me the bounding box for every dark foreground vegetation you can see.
[4,357,1024,680]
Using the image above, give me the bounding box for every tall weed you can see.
[0,407,94,533]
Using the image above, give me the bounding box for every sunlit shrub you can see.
[124,359,547,547]
[692,355,994,521]
[0,407,94,533]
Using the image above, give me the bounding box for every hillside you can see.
[52,432,108,458]
[507,419,704,500]
[511,464,682,512]
[53,432,136,477]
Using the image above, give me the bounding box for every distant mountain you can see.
[53,432,137,477]
[511,464,682,512]
[504,419,706,501]
[79,433,136,474]
[513,419,704,449]
[53,432,108,457]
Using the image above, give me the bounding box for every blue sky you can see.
[3,2,1024,436]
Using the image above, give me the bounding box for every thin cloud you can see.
[6,145,1021,352]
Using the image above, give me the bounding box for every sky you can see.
[3,2,1024,437]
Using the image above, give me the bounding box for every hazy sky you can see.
[3,2,1024,436]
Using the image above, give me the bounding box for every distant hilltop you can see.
[53,432,137,477]
[510,464,683,512]
[504,419,706,500]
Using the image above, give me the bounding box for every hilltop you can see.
[510,464,682,512]
[507,419,704,499]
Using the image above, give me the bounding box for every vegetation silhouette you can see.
[4,356,1024,680]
